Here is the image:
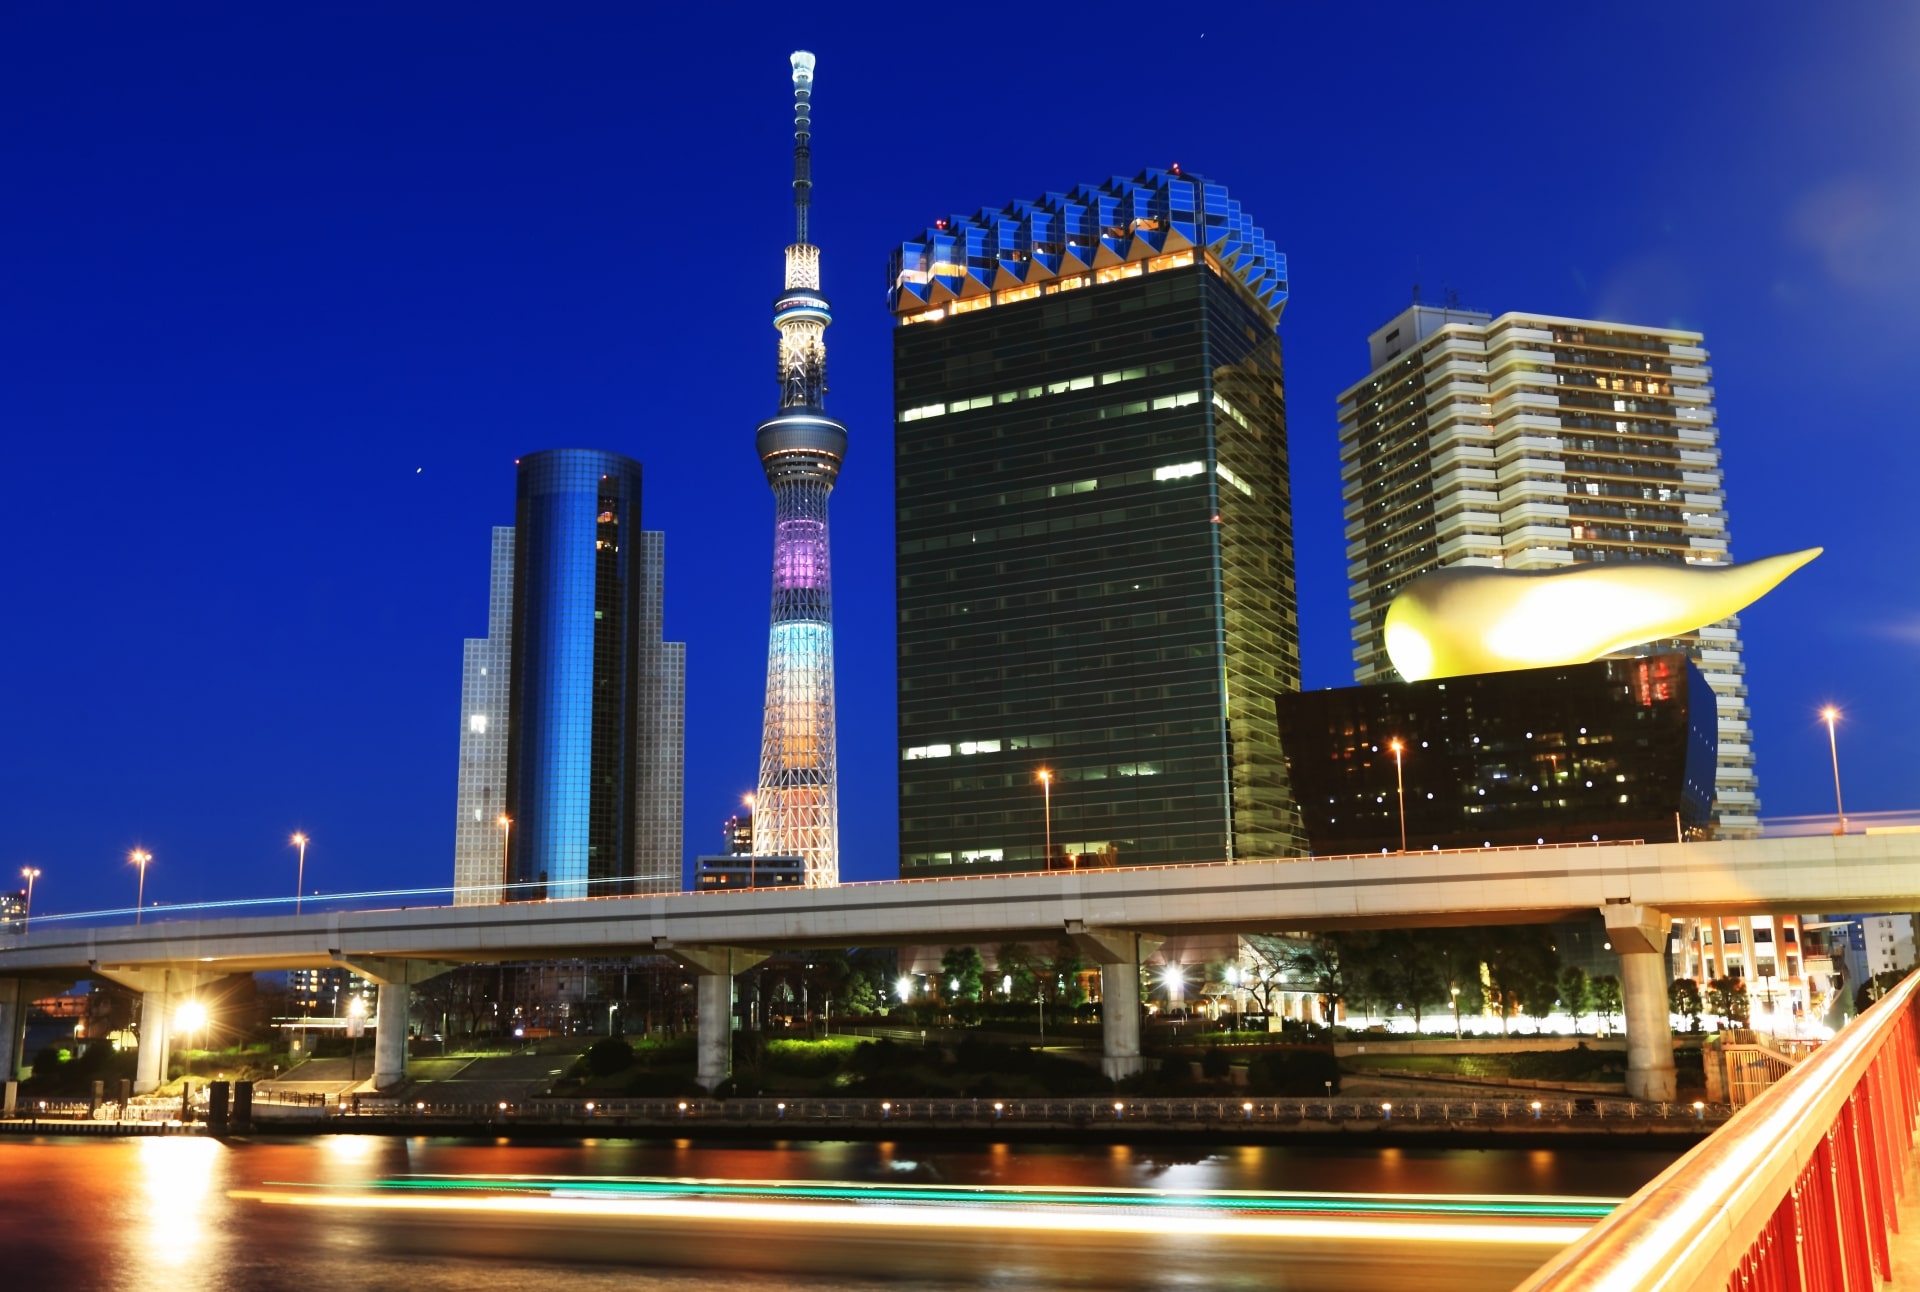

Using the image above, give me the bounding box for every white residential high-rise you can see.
[1337,305,1758,837]
[632,529,687,890]
[453,526,514,904]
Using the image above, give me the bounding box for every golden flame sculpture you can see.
[1383,548,1821,682]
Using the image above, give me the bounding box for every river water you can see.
[0,1134,1677,1290]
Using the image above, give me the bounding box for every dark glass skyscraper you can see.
[504,448,684,899]
[889,169,1303,875]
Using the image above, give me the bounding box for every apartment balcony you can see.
[1500,502,1571,528]
[1668,343,1708,360]
[1493,432,1564,460]
[1427,357,1488,382]
[1679,448,1720,467]
[1671,385,1715,404]
[1719,742,1752,760]
[1683,492,1725,509]
[1677,426,1716,445]
[1432,378,1489,402]
[1435,466,1497,493]
[1427,421,1494,455]
[1495,326,1556,345]
[1685,513,1726,532]
[1689,535,1730,554]
[1681,470,1723,489]
[1497,477,1567,504]
[1506,546,1575,568]
[1670,363,1712,382]
[1435,509,1503,532]
[1697,648,1743,664]
[1493,389,1562,417]
[1696,625,1738,641]
[1495,457,1567,484]
[1431,443,1496,473]
[1716,790,1758,806]
[1487,347,1558,373]
[1345,518,1364,540]
[1438,533,1503,561]
[1495,412,1566,435]
[1503,524,1574,547]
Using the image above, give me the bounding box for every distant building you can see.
[504,449,685,900]
[725,809,754,856]
[453,526,515,905]
[454,451,686,904]
[1276,652,1716,855]
[694,853,805,891]
[695,805,803,889]
[0,889,23,934]
[1337,305,1759,838]
[890,168,1302,875]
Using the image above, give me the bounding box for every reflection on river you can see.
[0,1135,1676,1290]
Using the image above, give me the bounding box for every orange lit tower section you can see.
[753,51,845,886]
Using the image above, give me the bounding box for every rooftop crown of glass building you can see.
[888,168,1287,329]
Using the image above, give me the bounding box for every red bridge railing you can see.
[1519,969,1920,1291]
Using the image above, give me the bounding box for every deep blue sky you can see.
[4,6,1915,914]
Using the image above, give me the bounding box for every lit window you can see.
[468,714,488,734]
[899,404,946,423]
[1154,461,1205,481]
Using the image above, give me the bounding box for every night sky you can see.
[4,6,1914,915]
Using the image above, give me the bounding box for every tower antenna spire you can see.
[790,50,815,246]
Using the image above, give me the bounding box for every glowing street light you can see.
[895,976,914,1004]
[129,849,153,923]
[1037,769,1053,866]
[1821,707,1847,835]
[347,994,369,1084]
[291,832,309,914]
[20,867,40,934]
[176,1000,208,1080]
[1387,739,1408,852]
[1450,985,1462,1040]
[497,815,512,893]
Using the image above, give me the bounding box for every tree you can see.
[1045,938,1087,1006]
[939,946,985,1003]
[1357,930,1448,1029]
[1282,936,1347,1024]
[1706,977,1751,1026]
[1558,967,1593,1034]
[994,943,1037,1003]
[1669,978,1704,1032]
[1481,928,1559,1036]
[1592,975,1622,1036]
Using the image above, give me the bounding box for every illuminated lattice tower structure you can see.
[753,51,845,885]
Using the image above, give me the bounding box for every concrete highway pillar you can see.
[695,974,733,1091]
[329,958,457,1094]
[136,990,172,1094]
[0,979,26,1084]
[1065,924,1162,1082]
[1603,904,1678,1102]
[656,943,768,1092]
[374,981,410,1091]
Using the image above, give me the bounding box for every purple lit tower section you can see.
[753,51,845,886]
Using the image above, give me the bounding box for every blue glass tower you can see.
[504,448,683,899]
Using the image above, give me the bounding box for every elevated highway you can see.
[2,833,1914,1096]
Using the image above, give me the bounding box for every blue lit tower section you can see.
[506,448,684,900]
[753,50,845,886]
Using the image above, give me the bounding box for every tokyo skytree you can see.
[753,50,844,885]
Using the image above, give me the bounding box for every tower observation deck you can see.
[753,50,845,886]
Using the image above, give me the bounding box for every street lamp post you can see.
[292,833,309,914]
[129,850,152,923]
[1450,985,1462,1040]
[1388,739,1408,853]
[1821,707,1846,835]
[20,867,40,934]
[608,1003,620,1037]
[1037,770,1053,868]
[497,815,513,896]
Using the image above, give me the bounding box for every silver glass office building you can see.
[489,448,684,899]
[453,526,515,904]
